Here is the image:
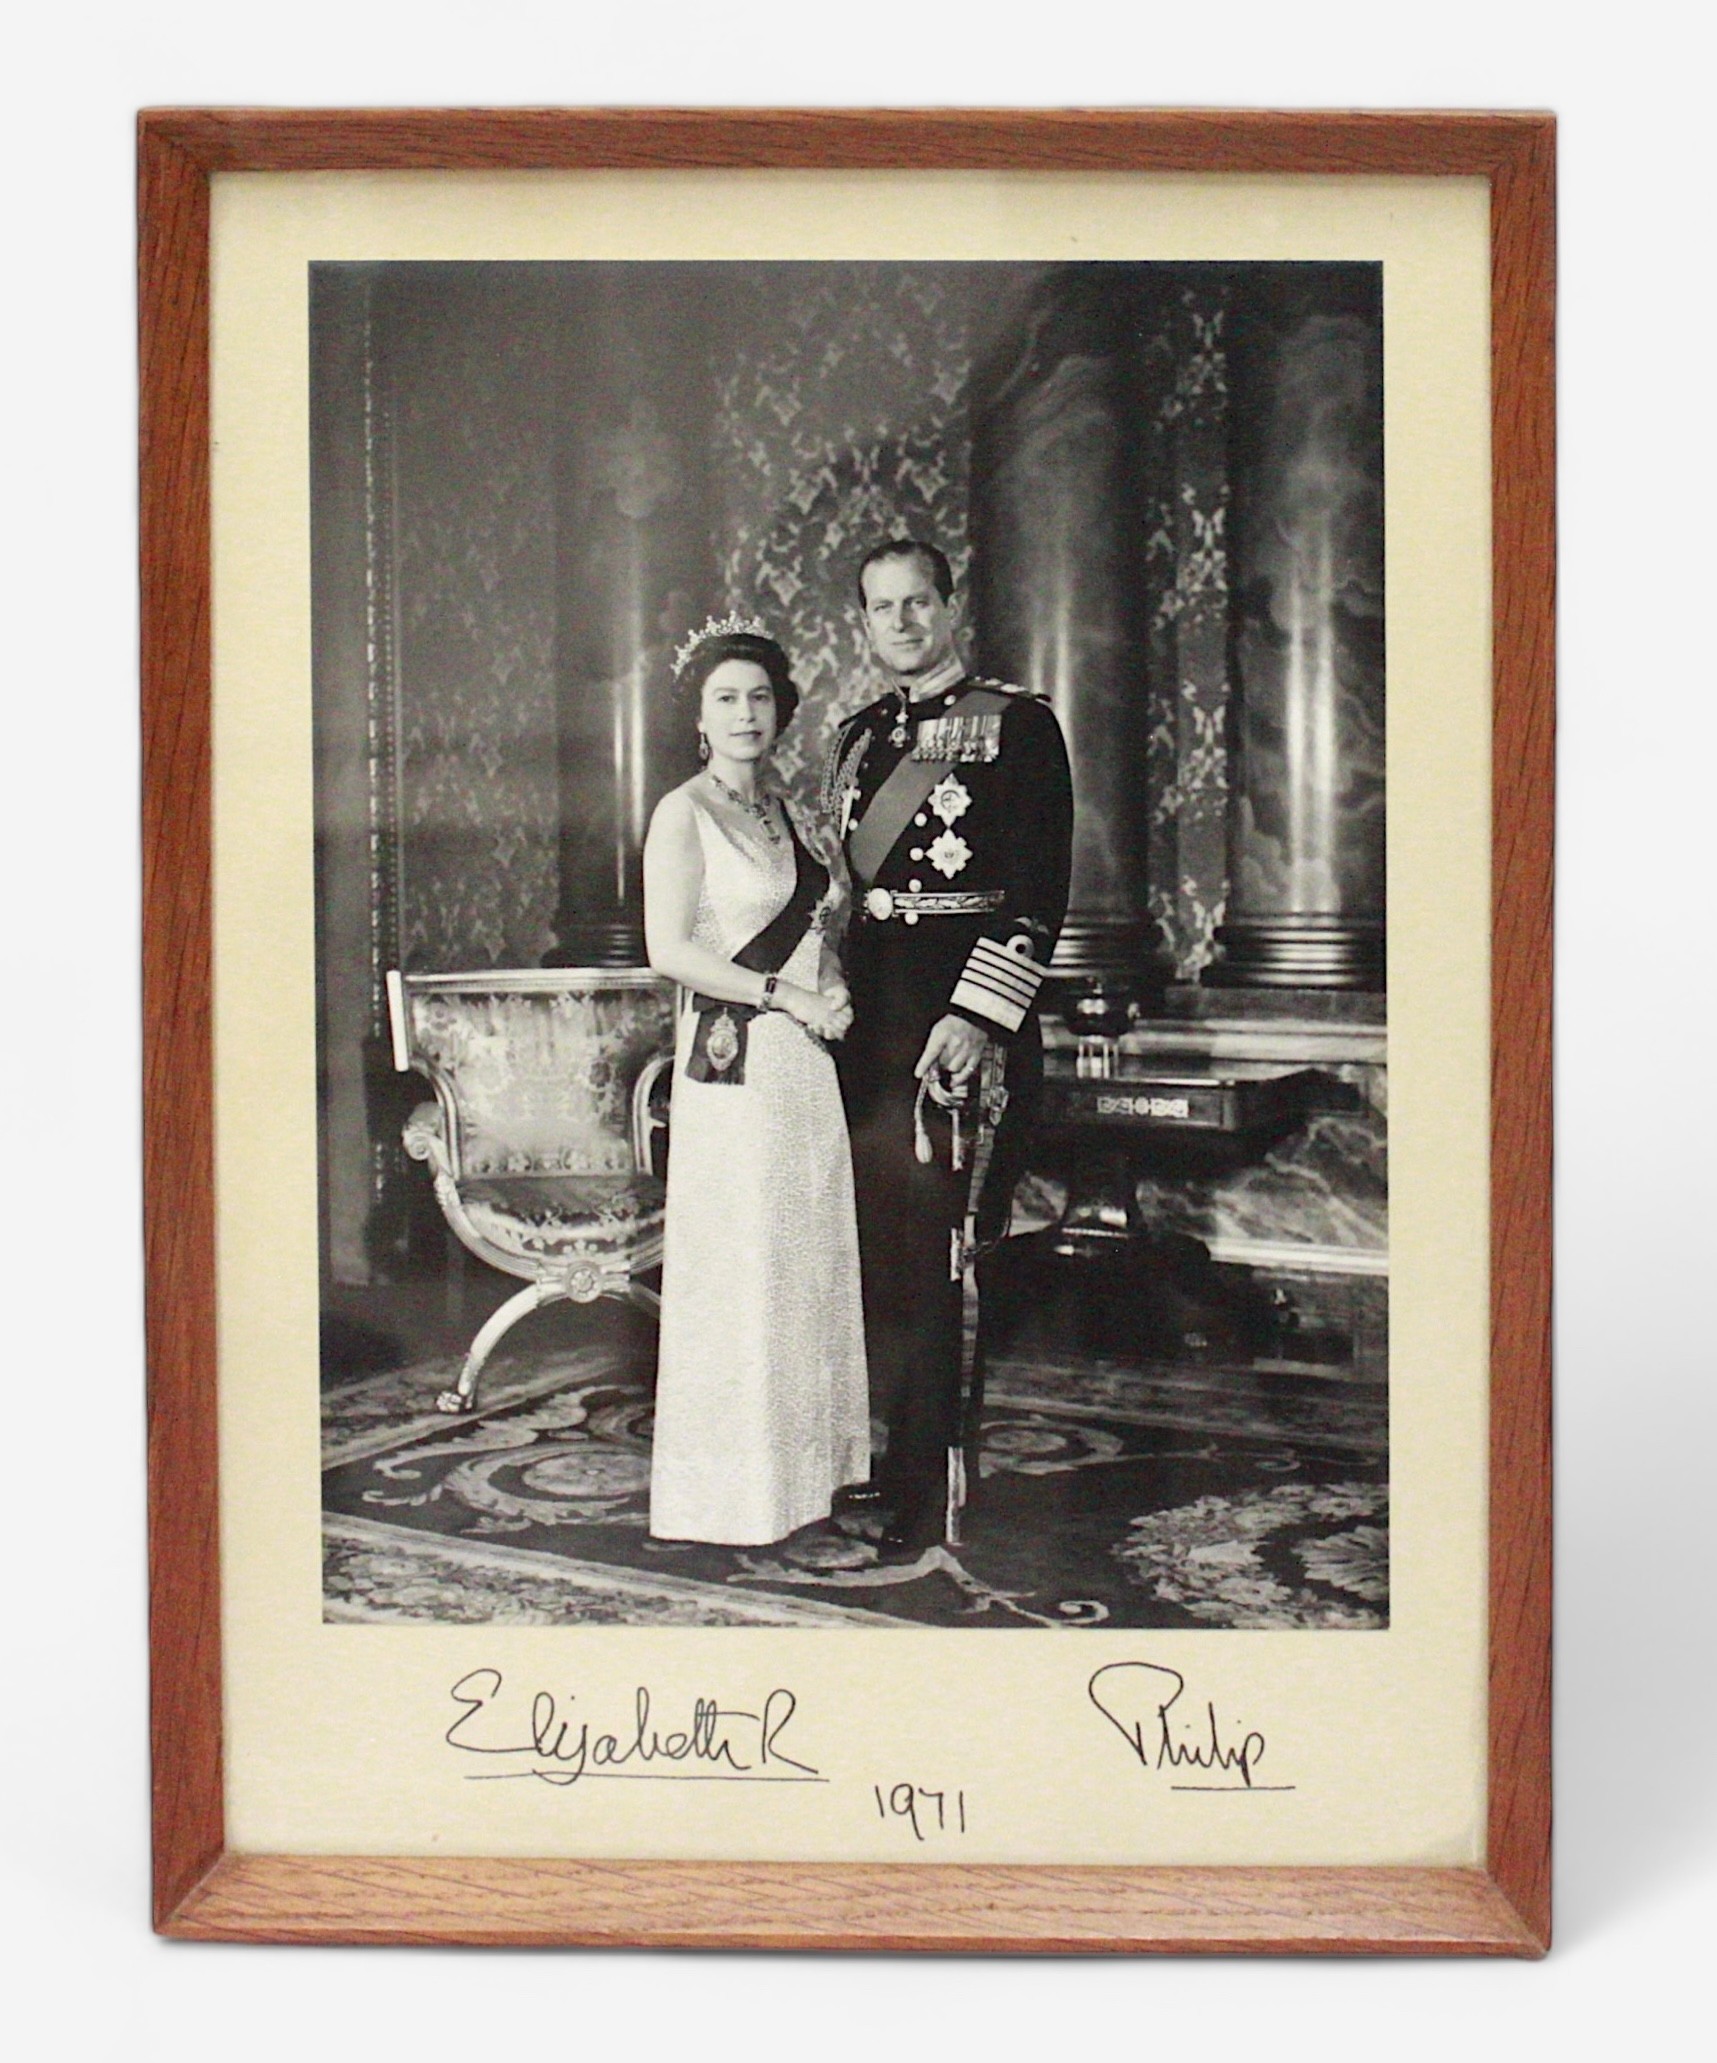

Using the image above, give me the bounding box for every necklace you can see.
[707,769,782,845]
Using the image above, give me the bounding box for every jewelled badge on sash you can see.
[705,1009,741,1074]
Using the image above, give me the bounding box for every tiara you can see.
[672,610,770,680]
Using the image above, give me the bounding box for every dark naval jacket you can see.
[824,671,1074,1047]
[826,668,1073,1538]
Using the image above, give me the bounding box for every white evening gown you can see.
[649,794,871,1545]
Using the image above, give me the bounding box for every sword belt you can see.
[862,887,1004,922]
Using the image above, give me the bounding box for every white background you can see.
[3,3,1711,2056]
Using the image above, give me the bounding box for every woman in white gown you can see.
[642,617,871,1545]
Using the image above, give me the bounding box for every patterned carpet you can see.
[322,1340,1388,1630]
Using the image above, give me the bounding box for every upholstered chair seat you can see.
[454,1172,666,1260]
[387,969,675,1413]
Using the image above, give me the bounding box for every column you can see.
[969,266,1161,990]
[548,268,717,967]
[1212,270,1386,991]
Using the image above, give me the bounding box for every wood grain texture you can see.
[139,105,1554,1955]
[169,1858,1541,1954]
[139,104,1548,176]
[139,119,225,1932]
[1486,117,1556,1952]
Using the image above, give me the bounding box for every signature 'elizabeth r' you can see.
[444,1668,822,1787]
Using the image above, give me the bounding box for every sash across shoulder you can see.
[685,813,829,1086]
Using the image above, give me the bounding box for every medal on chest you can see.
[912,710,1002,763]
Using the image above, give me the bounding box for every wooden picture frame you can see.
[141,107,1553,1953]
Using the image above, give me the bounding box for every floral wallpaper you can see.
[1143,287,1234,980]
[373,266,1297,981]
[709,267,976,813]
[389,276,562,971]
[372,267,978,985]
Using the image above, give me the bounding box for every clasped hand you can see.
[780,978,852,1042]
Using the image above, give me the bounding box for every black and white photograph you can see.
[19,0,1717,2031]
[313,257,1389,1631]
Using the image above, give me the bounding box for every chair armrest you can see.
[631,1052,673,1176]
[402,1101,451,1179]
[401,1101,514,1276]
[385,969,410,1071]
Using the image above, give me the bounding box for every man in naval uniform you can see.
[827,537,1073,1556]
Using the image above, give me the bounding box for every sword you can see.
[944,1042,1008,1546]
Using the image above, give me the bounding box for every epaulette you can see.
[831,697,889,741]
[966,674,1044,699]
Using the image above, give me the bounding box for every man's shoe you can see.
[876,1513,940,1561]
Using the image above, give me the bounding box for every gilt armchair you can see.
[385,967,675,1414]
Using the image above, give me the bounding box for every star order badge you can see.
[927,829,973,878]
[928,772,972,826]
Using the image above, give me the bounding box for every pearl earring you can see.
[698,733,711,763]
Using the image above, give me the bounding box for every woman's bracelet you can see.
[760,973,779,1011]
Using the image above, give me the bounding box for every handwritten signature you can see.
[1087,1661,1291,1792]
[442,1670,822,1787]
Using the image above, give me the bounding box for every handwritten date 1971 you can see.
[873,1783,967,1841]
